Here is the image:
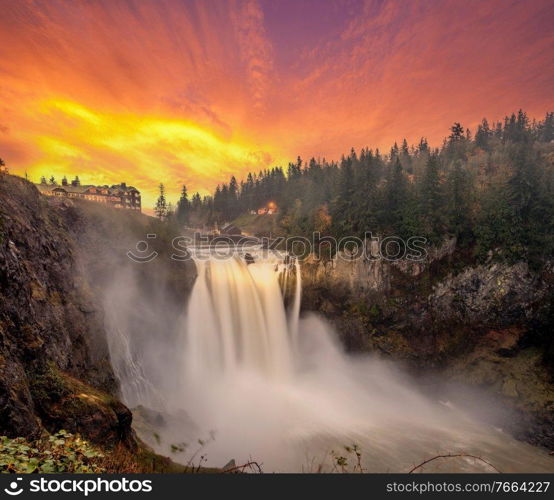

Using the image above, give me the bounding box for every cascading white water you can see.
[105,249,554,472]
[182,255,293,381]
[103,278,164,411]
[288,258,302,346]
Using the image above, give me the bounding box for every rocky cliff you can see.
[301,239,554,449]
[0,174,195,453]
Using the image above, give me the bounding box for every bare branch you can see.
[408,453,501,474]
[223,461,263,474]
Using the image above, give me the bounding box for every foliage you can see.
[330,444,365,473]
[173,110,553,267]
[154,183,168,220]
[0,431,105,473]
[304,443,365,473]
[176,184,190,225]
[0,432,212,474]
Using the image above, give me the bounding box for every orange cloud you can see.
[22,99,279,209]
[0,0,552,210]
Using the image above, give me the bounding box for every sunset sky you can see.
[1,0,553,210]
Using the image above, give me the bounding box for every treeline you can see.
[167,110,554,264]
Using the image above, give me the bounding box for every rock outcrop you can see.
[301,238,554,448]
[0,174,196,448]
[0,175,122,442]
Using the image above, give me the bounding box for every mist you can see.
[99,249,553,472]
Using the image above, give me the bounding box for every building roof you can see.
[36,183,139,195]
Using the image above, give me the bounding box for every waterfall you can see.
[103,289,163,410]
[182,254,293,381]
[104,248,554,472]
[288,258,302,346]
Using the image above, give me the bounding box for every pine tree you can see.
[173,107,552,267]
[449,123,465,142]
[354,149,378,233]
[228,176,239,218]
[420,154,443,237]
[192,192,202,210]
[506,145,539,257]
[539,112,554,142]
[390,142,399,161]
[176,184,190,225]
[331,156,355,236]
[384,158,408,232]
[154,183,168,220]
[447,122,468,161]
[418,138,429,153]
[446,160,472,239]
[475,118,491,150]
[166,202,175,220]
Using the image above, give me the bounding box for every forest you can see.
[161,110,554,266]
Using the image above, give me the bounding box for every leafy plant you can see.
[0,431,105,473]
[330,444,365,473]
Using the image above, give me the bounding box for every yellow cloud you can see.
[23,99,279,212]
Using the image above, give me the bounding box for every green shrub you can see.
[0,431,105,473]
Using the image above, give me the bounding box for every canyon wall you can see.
[0,175,195,449]
[301,239,554,448]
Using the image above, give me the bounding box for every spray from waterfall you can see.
[288,258,302,346]
[103,247,554,472]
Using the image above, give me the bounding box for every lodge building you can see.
[36,176,141,212]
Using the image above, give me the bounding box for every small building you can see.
[36,177,141,212]
[256,202,278,215]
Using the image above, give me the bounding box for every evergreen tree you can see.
[175,108,552,268]
[384,158,408,232]
[176,184,190,225]
[539,112,554,142]
[354,149,378,233]
[418,138,429,153]
[449,123,465,142]
[419,154,443,237]
[154,183,168,220]
[475,118,491,150]
[331,156,355,236]
[166,202,175,220]
[446,160,472,239]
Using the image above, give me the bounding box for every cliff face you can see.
[0,175,196,448]
[301,239,554,448]
[0,175,125,443]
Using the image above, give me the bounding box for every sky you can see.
[1,0,553,210]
